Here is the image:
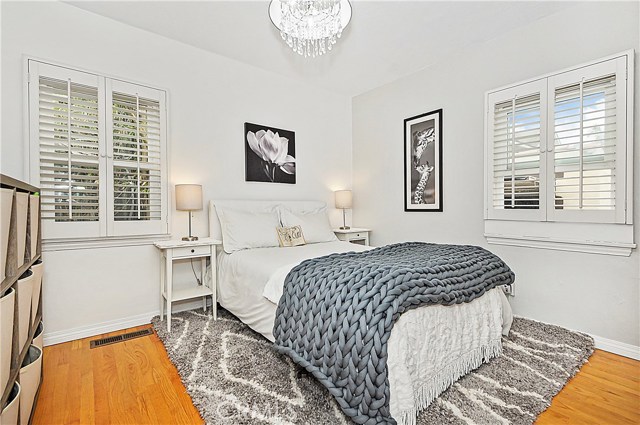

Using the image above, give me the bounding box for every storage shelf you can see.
[0,255,41,294]
[0,174,43,423]
[0,310,42,407]
[163,285,213,302]
[0,175,39,194]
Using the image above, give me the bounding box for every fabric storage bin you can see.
[29,261,43,326]
[0,188,12,280]
[0,381,20,425]
[18,345,41,425]
[17,270,34,352]
[32,322,43,351]
[0,287,15,394]
[15,193,28,268]
[29,196,39,260]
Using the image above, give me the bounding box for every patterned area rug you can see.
[152,308,593,425]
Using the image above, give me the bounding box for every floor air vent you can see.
[90,328,153,349]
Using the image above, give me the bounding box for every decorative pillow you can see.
[279,207,338,244]
[276,225,306,247]
[215,206,281,254]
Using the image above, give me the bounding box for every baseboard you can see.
[42,300,210,347]
[511,314,639,361]
[592,334,640,360]
[43,311,157,346]
[44,306,640,361]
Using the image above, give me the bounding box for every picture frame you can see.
[404,109,443,212]
[245,122,296,184]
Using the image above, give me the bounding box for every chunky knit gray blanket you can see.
[273,242,515,425]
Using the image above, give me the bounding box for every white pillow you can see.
[279,207,338,244]
[216,206,280,253]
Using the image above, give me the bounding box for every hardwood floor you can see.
[536,350,640,425]
[32,325,202,425]
[32,325,639,425]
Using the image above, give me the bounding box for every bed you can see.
[209,200,513,425]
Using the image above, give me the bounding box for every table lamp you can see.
[175,184,202,241]
[334,190,352,230]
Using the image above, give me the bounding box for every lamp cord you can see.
[190,259,202,285]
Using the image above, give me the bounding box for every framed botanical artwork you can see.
[245,122,296,184]
[404,109,443,212]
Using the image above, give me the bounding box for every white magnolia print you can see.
[246,129,296,182]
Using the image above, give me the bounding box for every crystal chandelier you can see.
[269,0,352,58]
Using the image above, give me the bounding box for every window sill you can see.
[42,234,171,252]
[485,233,636,256]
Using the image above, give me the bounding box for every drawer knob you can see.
[191,249,195,253]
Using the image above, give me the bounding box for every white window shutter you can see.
[106,79,168,237]
[29,61,105,239]
[29,60,169,241]
[486,79,547,221]
[546,57,627,223]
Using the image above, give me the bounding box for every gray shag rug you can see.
[152,308,593,425]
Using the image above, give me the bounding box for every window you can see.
[485,52,634,255]
[28,60,169,241]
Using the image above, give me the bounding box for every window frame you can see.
[483,50,635,256]
[25,57,171,244]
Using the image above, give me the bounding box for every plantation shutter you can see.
[28,60,169,241]
[547,57,627,223]
[29,62,105,239]
[107,80,167,236]
[486,79,547,221]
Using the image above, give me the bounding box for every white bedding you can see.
[217,241,369,341]
[216,241,513,424]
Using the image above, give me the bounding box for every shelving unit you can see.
[1,174,43,423]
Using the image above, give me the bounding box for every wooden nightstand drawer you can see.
[333,228,371,246]
[172,245,211,259]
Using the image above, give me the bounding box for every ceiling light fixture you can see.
[269,0,352,58]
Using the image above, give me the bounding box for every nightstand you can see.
[154,238,222,332]
[333,228,371,246]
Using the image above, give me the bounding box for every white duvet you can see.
[216,241,513,425]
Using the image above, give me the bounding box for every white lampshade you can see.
[335,190,353,209]
[175,184,203,211]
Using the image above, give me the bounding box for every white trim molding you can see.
[514,315,640,361]
[43,234,171,252]
[42,300,210,346]
[43,311,157,346]
[485,233,636,256]
[44,306,640,362]
[592,334,640,361]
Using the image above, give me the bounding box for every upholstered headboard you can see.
[208,200,327,240]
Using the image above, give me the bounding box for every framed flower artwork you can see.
[245,122,296,184]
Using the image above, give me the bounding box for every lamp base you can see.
[181,236,199,241]
[339,226,351,230]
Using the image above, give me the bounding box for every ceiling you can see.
[68,1,573,97]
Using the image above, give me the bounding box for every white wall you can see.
[352,2,640,349]
[3,1,638,353]
[1,1,353,344]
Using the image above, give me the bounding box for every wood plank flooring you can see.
[32,325,639,425]
[32,325,202,425]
